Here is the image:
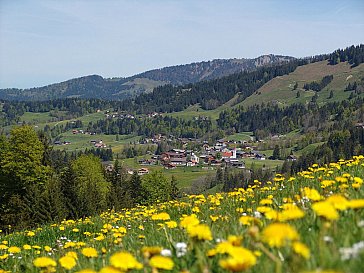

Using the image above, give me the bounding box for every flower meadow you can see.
[1,156,364,273]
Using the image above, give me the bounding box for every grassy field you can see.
[165,61,364,126]
[121,157,216,190]
[295,142,326,156]
[236,61,364,108]
[243,158,284,170]
[225,132,254,142]
[167,93,241,121]
[54,132,141,153]
[19,112,55,124]
[1,156,363,273]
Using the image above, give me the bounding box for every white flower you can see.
[175,242,187,250]
[175,242,187,258]
[339,241,364,260]
[161,249,172,257]
[324,236,333,243]
[254,211,262,218]
[357,220,364,228]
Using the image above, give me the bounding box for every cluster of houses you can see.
[54,140,71,145]
[71,129,97,135]
[105,112,136,119]
[90,140,107,148]
[104,110,162,120]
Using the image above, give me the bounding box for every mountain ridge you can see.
[0,54,294,101]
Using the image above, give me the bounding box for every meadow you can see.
[1,156,363,273]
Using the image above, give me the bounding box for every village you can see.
[127,136,297,176]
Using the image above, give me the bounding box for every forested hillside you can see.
[0,55,292,101]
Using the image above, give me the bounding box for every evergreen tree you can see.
[272,145,281,160]
[170,175,180,200]
[70,154,110,217]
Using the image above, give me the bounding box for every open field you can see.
[121,157,216,190]
[19,112,56,124]
[225,132,254,142]
[237,61,364,108]
[54,132,142,153]
[1,156,363,273]
[243,158,284,170]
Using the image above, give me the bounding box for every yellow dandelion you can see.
[142,246,162,258]
[301,187,322,201]
[0,244,8,250]
[99,266,122,273]
[293,241,310,259]
[23,244,32,250]
[26,231,35,237]
[348,199,364,209]
[187,224,213,241]
[219,247,257,272]
[312,201,339,220]
[228,235,243,246]
[180,214,200,228]
[262,223,299,247]
[325,195,349,211]
[59,256,77,270]
[239,215,262,226]
[33,257,57,268]
[150,255,174,270]
[151,212,170,221]
[81,247,98,258]
[44,246,51,252]
[110,251,143,271]
[0,254,9,260]
[278,205,305,221]
[65,251,78,259]
[8,246,21,253]
[259,198,273,205]
[165,221,177,228]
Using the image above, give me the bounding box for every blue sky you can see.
[0,0,363,89]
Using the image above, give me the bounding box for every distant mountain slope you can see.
[131,54,295,85]
[238,60,364,108]
[0,55,293,101]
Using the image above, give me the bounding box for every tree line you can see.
[217,97,364,137]
[303,75,333,91]
[0,126,179,231]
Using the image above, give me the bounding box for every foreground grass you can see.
[1,156,364,273]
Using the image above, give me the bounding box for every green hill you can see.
[238,60,364,108]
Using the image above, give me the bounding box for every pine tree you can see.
[328,90,334,99]
[170,175,180,200]
[272,145,281,160]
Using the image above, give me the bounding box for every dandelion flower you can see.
[110,251,143,270]
[165,221,177,228]
[312,201,339,220]
[348,199,364,209]
[262,223,299,247]
[187,224,213,241]
[150,255,174,270]
[180,214,200,228]
[59,256,77,270]
[99,266,122,273]
[33,257,57,268]
[151,212,170,221]
[81,247,98,258]
[8,246,21,253]
[293,241,310,259]
[219,247,256,272]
